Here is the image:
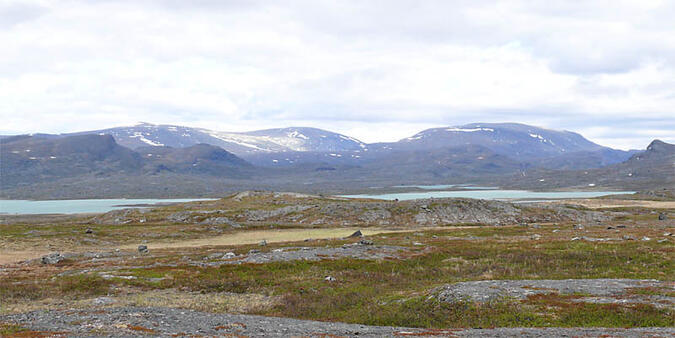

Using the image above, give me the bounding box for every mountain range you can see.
[67,123,367,155]
[27,122,635,168]
[1,122,671,199]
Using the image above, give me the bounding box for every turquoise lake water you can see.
[392,184,498,190]
[0,198,215,215]
[340,190,634,201]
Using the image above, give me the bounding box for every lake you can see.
[392,184,498,190]
[0,198,216,215]
[340,190,634,201]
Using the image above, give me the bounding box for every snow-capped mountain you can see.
[379,123,607,159]
[207,127,367,154]
[14,122,633,168]
[68,123,367,156]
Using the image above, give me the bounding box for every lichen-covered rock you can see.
[41,252,64,264]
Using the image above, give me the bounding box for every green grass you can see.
[94,236,671,328]
[0,323,28,335]
[0,274,112,303]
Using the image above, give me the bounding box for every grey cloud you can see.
[0,1,49,29]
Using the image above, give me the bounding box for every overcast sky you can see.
[1,0,674,149]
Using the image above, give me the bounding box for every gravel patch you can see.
[434,279,674,305]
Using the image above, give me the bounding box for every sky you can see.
[1,0,674,150]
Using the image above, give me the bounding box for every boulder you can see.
[347,230,363,238]
[41,252,64,264]
[658,213,667,221]
[138,245,149,253]
[91,297,115,306]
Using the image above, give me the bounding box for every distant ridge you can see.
[2,122,635,168]
[0,135,253,190]
[64,123,368,156]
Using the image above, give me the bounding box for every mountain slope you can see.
[362,145,524,178]
[212,127,367,153]
[0,135,254,191]
[377,123,609,159]
[499,139,675,190]
[68,123,367,156]
[1,134,143,189]
[528,148,639,170]
[137,144,253,177]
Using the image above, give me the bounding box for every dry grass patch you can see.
[120,289,280,313]
[117,226,456,251]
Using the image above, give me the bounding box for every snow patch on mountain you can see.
[288,130,308,140]
[205,132,273,152]
[130,132,164,146]
[446,127,495,132]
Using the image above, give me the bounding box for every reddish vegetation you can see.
[126,325,156,333]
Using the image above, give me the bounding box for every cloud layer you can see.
[1,0,674,149]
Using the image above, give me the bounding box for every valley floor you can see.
[0,193,673,337]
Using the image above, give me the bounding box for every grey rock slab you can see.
[199,244,406,266]
[434,279,671,303]
[0,306,426,337]
[1,307,672,337]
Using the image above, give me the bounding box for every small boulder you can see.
[325,276,336,282]
[204,253,223,260]
[259,240,267,246]
[41,252,64,265]
[138,245,149,253]
[85,228,93,234]
[92,297,115,306]
[249,249,260,254]
[573,224,584,230]
[224,252,236,259]
[347,230,363,238]
[359,239,374,246]
[658,213,667,221]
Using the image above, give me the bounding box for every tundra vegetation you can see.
[0,191,673,336]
